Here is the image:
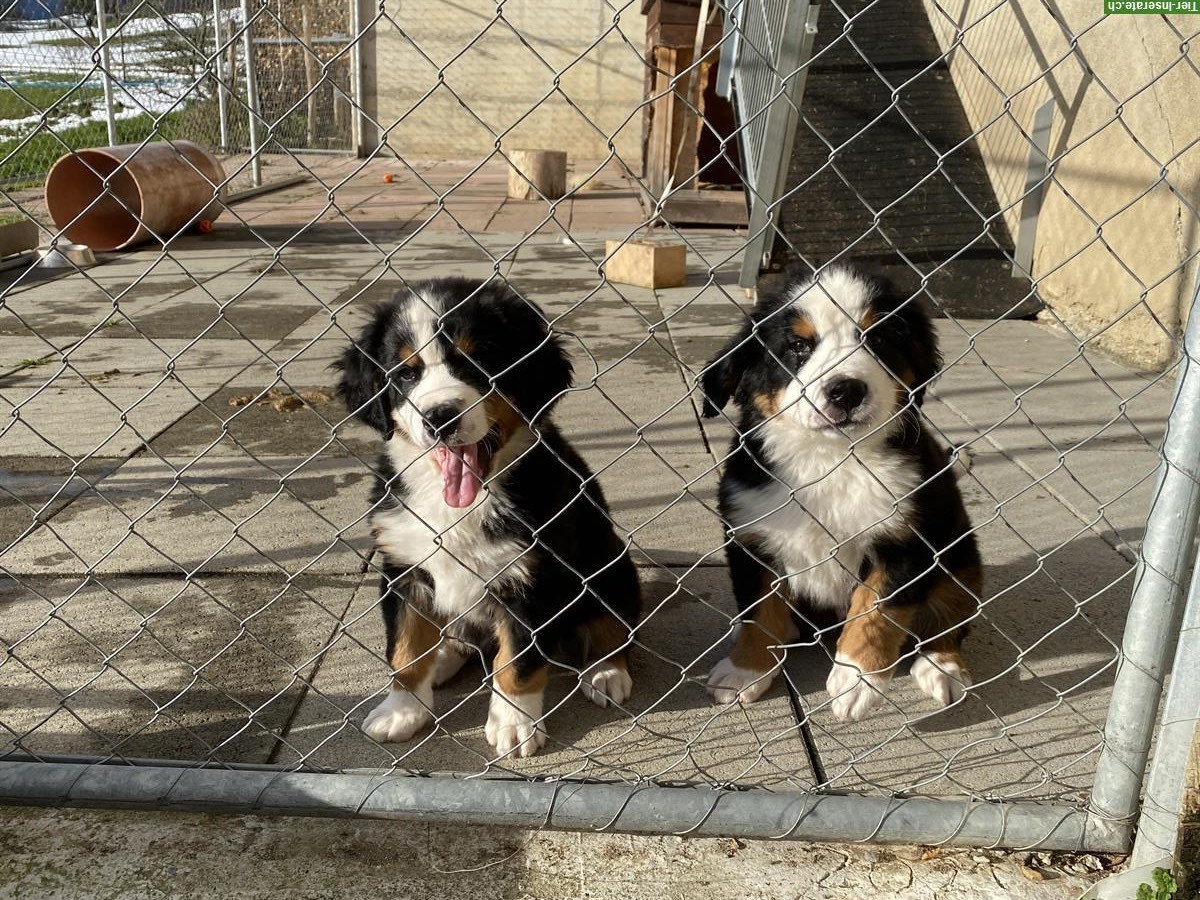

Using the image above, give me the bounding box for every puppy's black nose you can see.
[825,377,867,414]
[423,403,462,439]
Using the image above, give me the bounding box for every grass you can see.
[33,36,91,48]
[0,111,186,186]
[0,81,103,121]
[1138,868,1179,900]
[0,67,222,186]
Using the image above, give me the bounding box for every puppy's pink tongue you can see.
[435,444,482,508]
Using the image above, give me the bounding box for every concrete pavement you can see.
[0,806,1112,899]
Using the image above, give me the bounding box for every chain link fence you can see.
[0,0,352,197]
[1,0,1198,858]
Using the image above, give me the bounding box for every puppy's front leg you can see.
[825,568,917,723]
[708,542,797,705]
[485,615,548,758]
[363,574,440,742]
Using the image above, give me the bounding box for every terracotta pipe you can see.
[44,141,226,251]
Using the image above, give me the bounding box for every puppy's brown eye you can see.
[396,366,419,384]
[790,339,813,359]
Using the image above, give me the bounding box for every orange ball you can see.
[197,219,214,234]
[383,173,394,184]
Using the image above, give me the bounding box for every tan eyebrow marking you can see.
[791,314,817,341]
[397,344,423,369]
[454,334,475,358]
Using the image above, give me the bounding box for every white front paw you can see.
[911,652,972,707]
[826,653,890,722]
[580,659,633,708]
[485,690,546,758]
[706,656,777,705]
[362,687,433,742]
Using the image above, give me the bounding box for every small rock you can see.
[919,847,941,861]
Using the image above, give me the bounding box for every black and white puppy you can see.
[700,266,980,722]
[336,277,640,758]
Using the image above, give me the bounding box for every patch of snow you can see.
[0,11,230,138]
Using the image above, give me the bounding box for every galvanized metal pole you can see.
[240,0,263,187]
[349,0,361,152]
[1131,494,1200,866]
[0,760,1124,851]
[213,0,229,152]
[1088,270,1200,851]
[94,0,118,147]
[350,0,379,158]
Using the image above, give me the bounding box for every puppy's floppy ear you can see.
[700,316,755,417]
[904,300,942,407]
[522,329,574,420]
[873,278,941,407]
[333,304,393,436]
[907,303,945,408]
[483,285,574,420]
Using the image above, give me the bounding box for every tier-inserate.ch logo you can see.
[1104,0,1198,11]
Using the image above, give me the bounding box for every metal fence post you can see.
[350,0,380,158]
[94,0,118,147]
[1130,536,1200,867]
[1087,272,1200,850]
[240,0,263,186]
[213,0,229,152]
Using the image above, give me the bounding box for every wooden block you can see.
[604,239,687,289]
[507,149,567,201]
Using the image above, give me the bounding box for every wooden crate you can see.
[604,239,687,288]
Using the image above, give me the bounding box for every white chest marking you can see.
[728,429,918,611]
[371,439,533,624]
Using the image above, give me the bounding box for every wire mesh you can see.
[0,0,1197,851]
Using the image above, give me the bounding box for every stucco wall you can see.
[373,1,647,164]
[921,0,1199,369]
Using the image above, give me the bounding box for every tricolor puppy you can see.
[336,277,640,758]
[699,266,980,722]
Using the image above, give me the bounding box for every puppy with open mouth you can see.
[336,277,641,758]
[700,265,981,722]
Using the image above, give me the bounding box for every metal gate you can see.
[720,0,820,289]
